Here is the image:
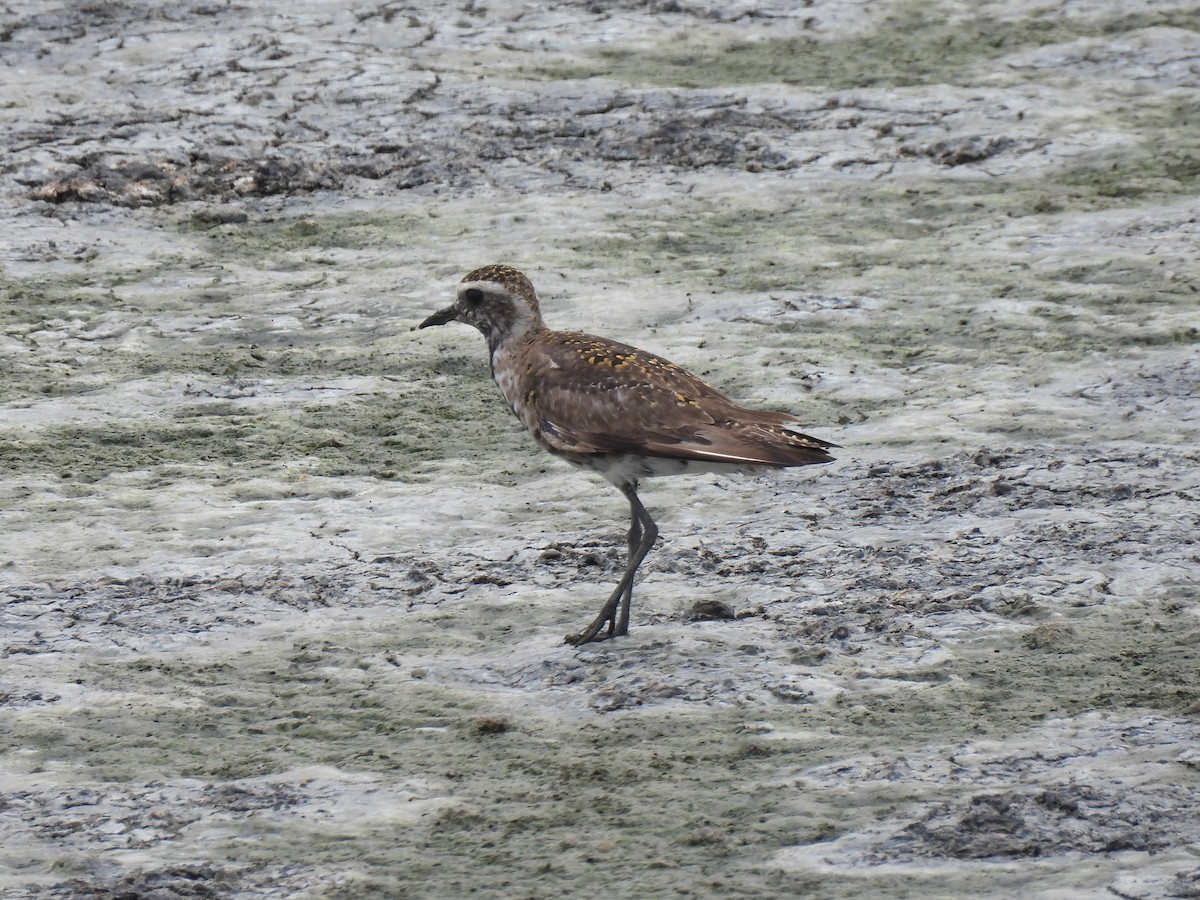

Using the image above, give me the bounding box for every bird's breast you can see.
[490,343,542,434]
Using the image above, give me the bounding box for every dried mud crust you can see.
[20,91,1052,207]
[883,783,1200,859]
[5,446,1196,711]
[9,2,1200,206]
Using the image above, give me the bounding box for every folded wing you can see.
[524,333,835,468]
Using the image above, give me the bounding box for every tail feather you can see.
[642,421,835,468]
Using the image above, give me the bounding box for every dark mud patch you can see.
[885,783,1200,859]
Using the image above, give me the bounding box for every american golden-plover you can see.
[419,265,835,645]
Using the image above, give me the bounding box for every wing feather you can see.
[523,332,834,467]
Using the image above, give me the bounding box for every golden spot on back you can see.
[574,342,626,368]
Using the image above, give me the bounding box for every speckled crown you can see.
[461,265,539,307]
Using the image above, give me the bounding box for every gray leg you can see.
[616,485,654,636]
[566,481,659,646]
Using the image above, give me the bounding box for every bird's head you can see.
[419,265,545,348]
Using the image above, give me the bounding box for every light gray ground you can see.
[1,1,1198,897]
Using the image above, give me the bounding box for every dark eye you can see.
[464,288,484,305]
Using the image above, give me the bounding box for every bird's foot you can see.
[564,622,623,646]
[564,629,603,646]
[566,580,633,646]
[565,610,626,646]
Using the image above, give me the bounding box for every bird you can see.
[418,265,836,645]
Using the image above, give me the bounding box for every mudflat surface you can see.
[1,1,1198,897]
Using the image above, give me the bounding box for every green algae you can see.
[0,376,524,486]
[0,207,532,485]
[5,166,1196,491]
[4,596,1194,898]
[1058,93,1200,199]
[185,209,432,262]
[537,3,1200,90]
[565,181,1198,385]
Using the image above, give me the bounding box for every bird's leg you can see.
[616,485,657,637]
[567,481,659,646]
[613,504,641,637]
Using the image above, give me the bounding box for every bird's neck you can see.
[485,310,547,359]
[487,319,548,413]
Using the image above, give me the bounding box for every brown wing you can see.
[524,332,835,467]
